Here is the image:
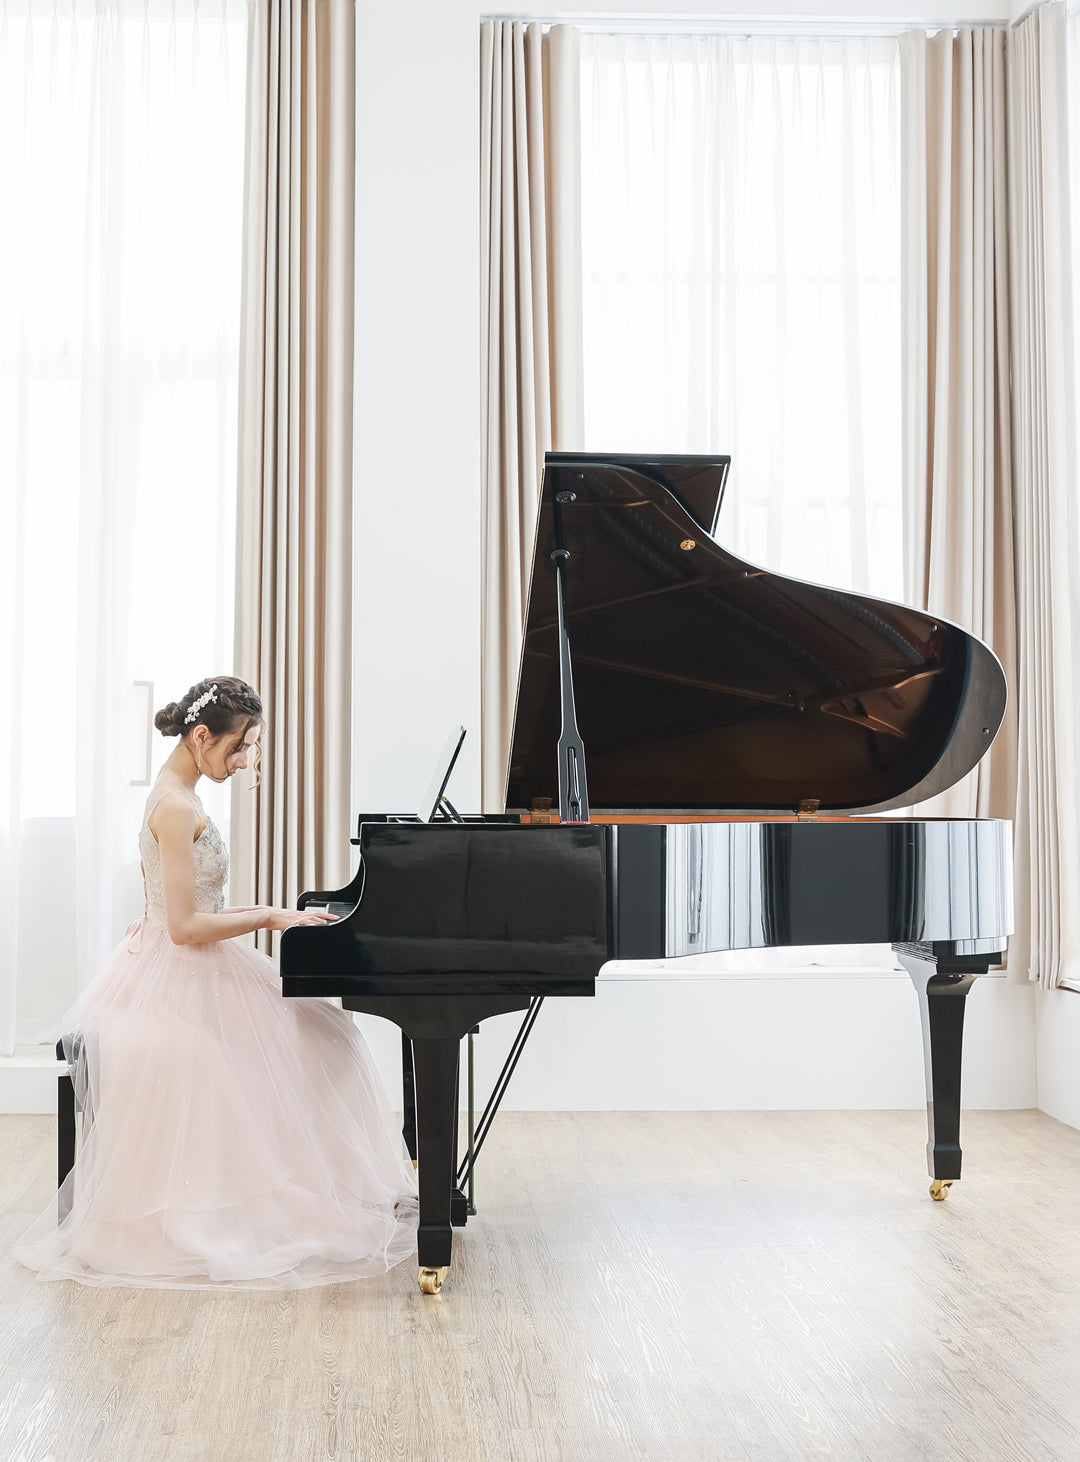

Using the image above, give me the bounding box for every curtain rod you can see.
[480,13,1011,35]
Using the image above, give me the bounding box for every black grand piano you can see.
[281,452,1013,1295]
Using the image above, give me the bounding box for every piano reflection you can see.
[281,452,1013,1295]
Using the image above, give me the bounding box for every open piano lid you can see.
[504,453,1007,816]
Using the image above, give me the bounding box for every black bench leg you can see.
[56,1038,76,1220]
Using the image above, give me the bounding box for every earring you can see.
[196,743,203,775]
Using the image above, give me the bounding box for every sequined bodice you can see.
[139,792,228,930]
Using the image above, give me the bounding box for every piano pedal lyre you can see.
[929,1179,954,1201]
[418,1265,448,1294]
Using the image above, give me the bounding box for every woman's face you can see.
[197,722,261,783]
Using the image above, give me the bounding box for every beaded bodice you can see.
[139,789,228,930]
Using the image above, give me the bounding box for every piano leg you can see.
[898,947,989,1198]
[342,993,532,1293]
[411,1036,461,1292]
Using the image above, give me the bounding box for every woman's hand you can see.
[259,906,340,931]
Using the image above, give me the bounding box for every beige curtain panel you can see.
[900,27,1017,826]
[232,0,355,941]
[480,20,584,812]
[1007,2,1080,990]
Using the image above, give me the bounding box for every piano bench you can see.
[55,1035,84,1217]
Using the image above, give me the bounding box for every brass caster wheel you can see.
[929,1179,954,1201]
[418,1265,448,1295]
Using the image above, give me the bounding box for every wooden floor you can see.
[3,1110,1080,1462]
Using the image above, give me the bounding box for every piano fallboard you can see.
[281,821,612,999]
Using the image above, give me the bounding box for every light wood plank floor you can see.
[3,1109,1080,1462]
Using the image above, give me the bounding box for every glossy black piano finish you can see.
[282,817,1010,982]
[282,822,611,996]
[507,453,1007,815]
[614,817,1011,956]
[279,452,1014,1293]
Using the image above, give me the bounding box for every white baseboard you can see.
[0,1050,66,1115]
[1035,985,1080,1131]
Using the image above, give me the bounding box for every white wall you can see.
[352,0,483,817]
[345,0,1032,1118]
[2,968,1034,1114]
[1034,986,1080,1129]
[348,969,1034,1113]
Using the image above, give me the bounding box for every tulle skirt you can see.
[13,920,418,1289]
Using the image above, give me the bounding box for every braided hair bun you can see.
[154,677,263,740]
[153,701,188,736]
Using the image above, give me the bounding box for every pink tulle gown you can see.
[14,787,418,1288]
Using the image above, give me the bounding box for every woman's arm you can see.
[152,795,336,945]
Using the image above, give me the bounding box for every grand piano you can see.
[281,452,1013,1295]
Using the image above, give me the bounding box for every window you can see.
[581,33,902,599]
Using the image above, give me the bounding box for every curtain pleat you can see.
[900,28,1017,825]
[479,20,583,812]
[1006,3,1080,989]
[233,0,354,941]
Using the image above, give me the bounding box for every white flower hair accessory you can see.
[184,685,219,725]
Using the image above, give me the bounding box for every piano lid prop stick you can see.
[551,500,590,823]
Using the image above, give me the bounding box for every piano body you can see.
[281,453,1013,1295]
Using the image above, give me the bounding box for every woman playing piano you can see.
[14,676,418,1288]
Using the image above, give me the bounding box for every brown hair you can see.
[154,676,263,761]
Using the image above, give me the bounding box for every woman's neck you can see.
[161,742,201,791]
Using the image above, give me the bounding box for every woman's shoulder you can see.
[145,782,204,839]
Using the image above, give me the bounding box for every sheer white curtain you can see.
[580,33,902,972]
[581,33,902,599]
[0,0,247,1052]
